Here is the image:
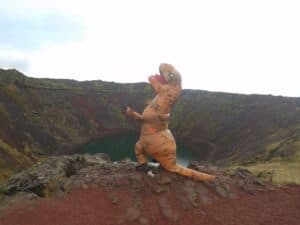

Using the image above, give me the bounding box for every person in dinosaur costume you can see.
[126,63,216,182]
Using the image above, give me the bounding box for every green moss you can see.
[229,144,300,185]
[0,184,7,196]
[237,160,300,185]
[43,178,67,198]
[0,103,8,118]
[2,83,24,104]
[0,139,32,164]
[36,156,48,164]
[0,168,14,185]
[229,136,300,184]
[266,141,282,153]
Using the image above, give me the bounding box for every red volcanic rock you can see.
[0,155,299,225]
[0,185,299,225]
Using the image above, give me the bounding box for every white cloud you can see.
[1,0,299,96]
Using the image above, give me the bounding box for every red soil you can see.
[1,185,299,225]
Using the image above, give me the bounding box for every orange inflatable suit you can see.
[126,63,215,182]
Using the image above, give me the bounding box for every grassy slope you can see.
[229,126,300,184]
[240,155,300,184]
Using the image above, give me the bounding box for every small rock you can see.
[120,157,132,163]
[199,210,207,216]
[139,217,149,225]
[157,176,172,185]
[234,167,252,179]
[228,193,238,199]
[223,182,231,193]
[257,170,275,183]
[147,171,155,177]
[266,186,276,191]
[197,183,212,205]
[89,183,99,189]
[67,179,83,190]
[158,197,179,222]
[242,185,256,195]
[0,192,39,207]
[183,180,198,207]
[126,207,140,222]
[81,183,88,189]
[214,177,231,198]
[111,196,119,204]
[215,185,228,198]
[152,186,167,194]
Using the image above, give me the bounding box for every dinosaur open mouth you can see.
[154,74,167,84]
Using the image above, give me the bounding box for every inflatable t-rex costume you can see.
[126,63,216,182]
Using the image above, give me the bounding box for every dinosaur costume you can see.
[126,63,216,182]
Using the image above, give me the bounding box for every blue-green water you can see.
[78,135,197,166]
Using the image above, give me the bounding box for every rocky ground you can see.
[0,153,299,225]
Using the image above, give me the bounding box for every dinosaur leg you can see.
[135,140,147,165]
[156,147,216,181]
[147,130,216,182]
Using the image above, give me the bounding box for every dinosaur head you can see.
[149,63,182,95]
[154,73,168,84]
[158,63,182,86]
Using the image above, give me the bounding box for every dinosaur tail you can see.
[172,164,216,182]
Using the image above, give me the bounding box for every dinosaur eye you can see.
[169,73,174,78]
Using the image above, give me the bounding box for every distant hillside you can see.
[0,69,299,182]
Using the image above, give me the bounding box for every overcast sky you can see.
[0,0,299,96]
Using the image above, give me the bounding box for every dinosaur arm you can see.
[132,111,143,121]
[126,106,144,121]
[158,113,170,121]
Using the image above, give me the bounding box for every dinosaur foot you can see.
[136,163,151,173]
